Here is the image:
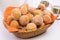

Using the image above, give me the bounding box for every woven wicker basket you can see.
[13,24,51,38]
[3,7,53,39]
[3,21,51,38]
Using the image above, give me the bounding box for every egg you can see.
[6,15,13,24]
[19,3,28,15]
[26,12,33,21]
[38,4,46,11]
[10,20,19,28]
[11,8,21,20]
[19,15,29,26]
[32,15,43,25]
[26,23,37,32]
[43,15,51,24]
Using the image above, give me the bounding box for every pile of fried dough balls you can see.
[6,3,52,32]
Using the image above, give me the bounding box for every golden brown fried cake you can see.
[6,15,13,24]
[19,3,28,15]
[32,15,43,25]
[33,9,43,15]
[26,23,37,32]
[38,4,46,11]
[10,20,19,28]
[42,10,51,16]
[11,8,21,20]
[28,7,36,13]
[40,23,45,27]
[19,15,29,26]
[26,12,33,21]
[43,15,51,24]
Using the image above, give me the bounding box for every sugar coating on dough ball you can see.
[40,23,45,27]
[11,8,21,20]
[38,3,46,11]
[6,15,13,24]
[26,13,33,21]
[19,3,28,15]
[43,15,51,24]
[42,10,51,16]
[19,15,29,26]
[26,23,37,32]
[10,20,19,28]
[28,7,36,13]
[32,15,43,25]
[33,9,43,15]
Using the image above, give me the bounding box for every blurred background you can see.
[0,0,60,12]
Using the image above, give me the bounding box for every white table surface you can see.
[0,0,60,40]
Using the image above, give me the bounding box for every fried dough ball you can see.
[43,15,51,24]
[38,3,46,11]
[6,15,13,24]
[10,20,19,28]
[28,7,36,13]
[11,8,21,20]
[26,23,37,32]
[33,10,43,15]
[43,1,49,7]
[18,29,26,32]
[42,10,51,16]
[32,15,43,25]
[19,3,28,15]
[40,23,45,27]
[19,15,29,25]
[26,12,33,21]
